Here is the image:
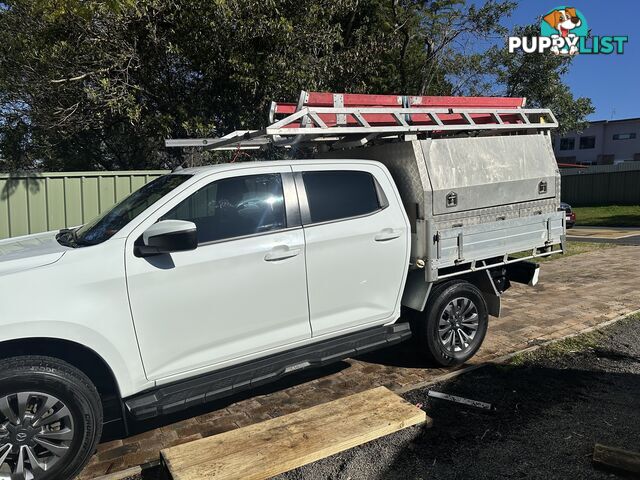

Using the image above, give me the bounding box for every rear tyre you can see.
[416,280,489,367]
[0,355,103,479]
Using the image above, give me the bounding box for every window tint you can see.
[559,137,575,150]
[161,174,286,243]
[302,170,381,224]
[579,136,596,149]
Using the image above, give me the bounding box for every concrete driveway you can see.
[567,226,640,245]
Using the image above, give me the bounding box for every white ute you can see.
[0,91,566,478]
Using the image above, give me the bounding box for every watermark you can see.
[509,6,628,56]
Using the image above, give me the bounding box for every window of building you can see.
[161,173,286,243]
[302,170,381,224]
[613,133,637,140]
[559,138,575,150]
[579,136,596,149]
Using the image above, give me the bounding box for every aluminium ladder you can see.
[165,90,558,151]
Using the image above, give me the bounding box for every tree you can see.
[488,24,594,134]
[0,1,591,171]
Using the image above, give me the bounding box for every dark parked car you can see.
[560,202,576,228]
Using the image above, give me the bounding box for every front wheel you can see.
[0,355,103,479]
[416,280,489,367]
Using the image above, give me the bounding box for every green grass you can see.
[543,241,615,261]
[572,205,640,228]
[509,332,601,366]
[512,241,615,263]
[508,312,640,367]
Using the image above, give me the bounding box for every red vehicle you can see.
[561,202,576,228]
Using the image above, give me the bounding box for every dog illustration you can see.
[543,7,582,55]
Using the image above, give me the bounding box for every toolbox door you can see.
[422,135,558,215]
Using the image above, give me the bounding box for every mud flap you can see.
[506,261,540,287]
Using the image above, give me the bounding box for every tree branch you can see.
[50,68,111,84]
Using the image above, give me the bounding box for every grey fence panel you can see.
[561,167,640,206]
[0,171,169,240]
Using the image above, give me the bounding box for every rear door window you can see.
[302,170,381,224]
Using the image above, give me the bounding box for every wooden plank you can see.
[593,443,640,474]
[162,387,428,480]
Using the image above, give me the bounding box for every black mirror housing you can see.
[135,220,198,257]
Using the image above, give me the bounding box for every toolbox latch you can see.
[538,181,548,194]
[446,191,458,208]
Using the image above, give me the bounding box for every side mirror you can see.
[135,220,198,257]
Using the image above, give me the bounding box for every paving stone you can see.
[200,421,241,438]
[96,439,123,455]
[164,433,203,448]
[121,429,161,446]
[121,450,161,468]
[95,443,139,462]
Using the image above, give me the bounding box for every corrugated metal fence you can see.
[0,171,168,239]
[3,165,639,239]
[561,163,640,206]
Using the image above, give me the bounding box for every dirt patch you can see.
[275,314,640,480]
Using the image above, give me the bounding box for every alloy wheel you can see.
[438,297,479,353]
[0,392,74,479]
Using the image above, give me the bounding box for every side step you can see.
[125,323,411,420]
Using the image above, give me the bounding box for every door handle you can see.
[264,246,301,262]
[375,228,401,242]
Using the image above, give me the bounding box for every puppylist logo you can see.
[509,6,628,56]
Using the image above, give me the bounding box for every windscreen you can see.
[74,174,191,245]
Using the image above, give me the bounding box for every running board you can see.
[125,323,411,420]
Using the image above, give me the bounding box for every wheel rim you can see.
[0,392,75,479]
[438,297,479,353]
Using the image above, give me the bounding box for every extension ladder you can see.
[166,91,557,151]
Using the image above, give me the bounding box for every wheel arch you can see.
[0,337,121,400]
[403,269,505,317]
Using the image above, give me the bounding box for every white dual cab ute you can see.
[0,91,565,479]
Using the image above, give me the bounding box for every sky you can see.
[498,0,638,121]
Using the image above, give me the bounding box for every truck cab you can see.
[122,160,411,382]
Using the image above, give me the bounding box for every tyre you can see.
[416,280,489,366]
[0,355,102,479]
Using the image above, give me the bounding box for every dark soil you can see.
[274,315,640,480]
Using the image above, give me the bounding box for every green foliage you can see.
[0,1,593,171]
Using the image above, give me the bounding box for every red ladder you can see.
[270,91,526,128]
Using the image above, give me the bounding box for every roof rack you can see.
[166,91,558,151]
